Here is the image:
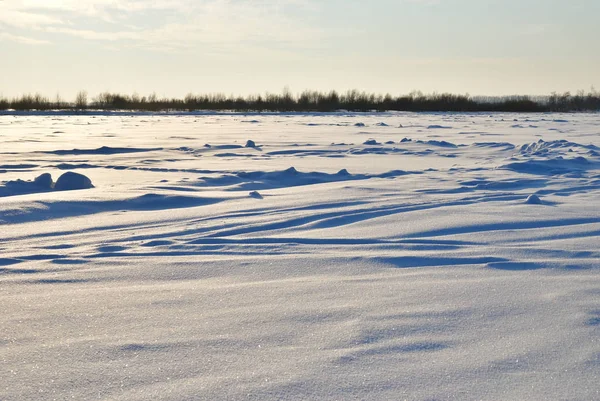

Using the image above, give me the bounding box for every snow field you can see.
[1,112,599,400]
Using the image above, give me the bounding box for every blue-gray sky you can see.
[1,0,598,99]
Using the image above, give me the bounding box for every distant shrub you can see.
[1,89,599,112]
[10,93,51,110]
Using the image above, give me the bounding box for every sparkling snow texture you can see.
[1,112,599,400]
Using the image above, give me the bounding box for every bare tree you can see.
[75,90,88,109]
[54,93,64,109]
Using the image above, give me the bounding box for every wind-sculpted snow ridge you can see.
[40,146,163,155]
[519,139,599,156]
[426,124,453,129]
[195,167,418,191]
[471,142,516,149]
[417,139,458,148]
[0,192,225,224]
[498,139,600,176]
[0,163,39,173]
[1,112,600,401]
[500,156,595,175]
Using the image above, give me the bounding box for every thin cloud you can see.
[0,9,63,28]
[3,0,327,51]
[521,24,555,36]
[0,31,50,45]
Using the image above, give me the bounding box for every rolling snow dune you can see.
[1,112,599,401]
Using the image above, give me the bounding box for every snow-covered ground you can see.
[1,112,599,400]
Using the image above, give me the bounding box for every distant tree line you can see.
[1,88,599,112]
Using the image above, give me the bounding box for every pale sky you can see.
[1,0,598,99]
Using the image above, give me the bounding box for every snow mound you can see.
[33,173,54,189]
[1,172,94,197]
[54,172,94,191]
[363,139,380,145]
[525,194,543,205]
[283,166,298,175]
[416,140,458,148]
[425,140,457,148]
